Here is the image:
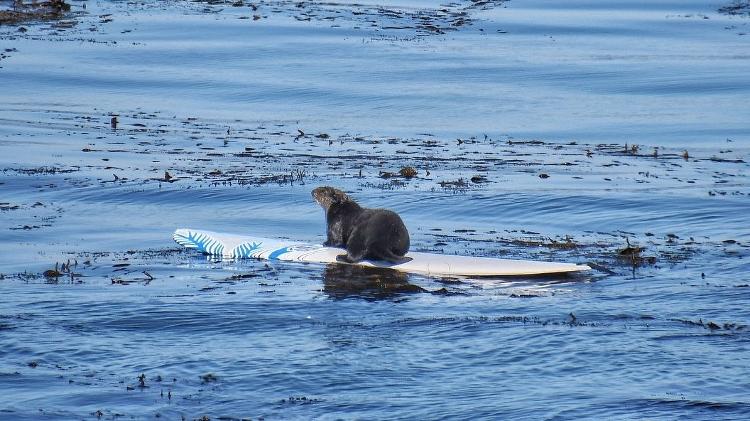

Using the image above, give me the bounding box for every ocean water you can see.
[1,0,749,419]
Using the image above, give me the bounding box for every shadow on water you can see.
[322,263,426,300]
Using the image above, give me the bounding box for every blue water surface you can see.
[1,0,749,419]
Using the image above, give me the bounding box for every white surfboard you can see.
[173,229,590,276]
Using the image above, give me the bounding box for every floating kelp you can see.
[0,0,71,25]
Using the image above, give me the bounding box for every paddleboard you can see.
[173,229,590,276]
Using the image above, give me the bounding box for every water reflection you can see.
[322,263,426,300]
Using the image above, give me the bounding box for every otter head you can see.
[312,186,350,211]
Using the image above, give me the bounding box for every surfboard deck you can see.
[173,229,590,277]
[172,228,591,276]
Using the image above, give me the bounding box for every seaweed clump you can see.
[0,1,71,25]
[719,1,750,15]
[617,238,656,267]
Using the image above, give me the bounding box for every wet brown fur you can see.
[312,186,410,263]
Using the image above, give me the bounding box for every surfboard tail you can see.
[173,229,225,255]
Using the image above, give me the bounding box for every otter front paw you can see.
[336,254,355,263]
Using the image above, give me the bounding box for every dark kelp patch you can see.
[719,1,750,15]
[189,0,508,38]
[671,318,747,332]
[0,0,71,25]
[0,202,20,211]
[7,107,746,196]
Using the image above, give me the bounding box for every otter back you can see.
[313,186,409,263]
[325,205,410,263]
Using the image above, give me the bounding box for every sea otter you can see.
[312,186,410,263]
